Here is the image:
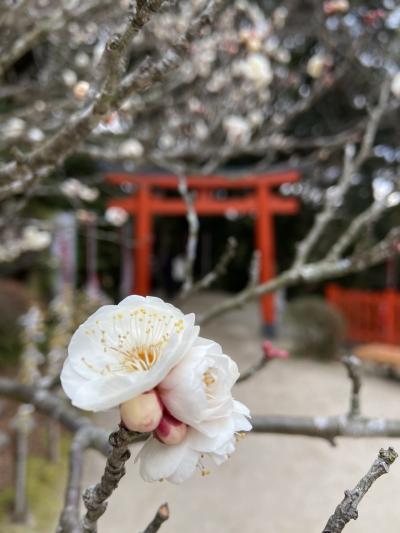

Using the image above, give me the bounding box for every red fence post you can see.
[385,289,397,345]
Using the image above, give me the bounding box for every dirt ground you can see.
[82,292,400,533]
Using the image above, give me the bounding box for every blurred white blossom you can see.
[120,139,145,159]
[307,54,327,79]
[105,206,129,226]
[237,53,273,87]
[223,115,251,145]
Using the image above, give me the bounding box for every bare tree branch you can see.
[237,355,267,383]
[322,447,398,533]
[341,355,362,418]
[198,227,400,325]
[82,425,143,533]
[142,503,170,533]
[252,415,400,443]
[178,174,199,296]
[178,236,237,300]
[292,78,392,270]
[57,427,95,533]
[0,1,189,199]
[326,198,397,261]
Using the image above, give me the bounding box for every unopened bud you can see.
[73,81,90,101]
[155,411,187,445]
[120,390,162,433]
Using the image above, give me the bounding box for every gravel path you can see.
[83,292,400,533]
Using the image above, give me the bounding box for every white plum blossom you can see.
[60,295,199,411]
[223,115,252,146]
[62,68,78,87]
[22,226,51,251]
[73,80,90,100]
[78,185,99,202]
[27,127,45,143]
[60,296,251,483]
[237,53,273,87]
[119,139,145,159]
[60,178,98,202]
[136,338,251,483]
[306,54,327,79]
[3,118,26,139]
[105,206,129,226]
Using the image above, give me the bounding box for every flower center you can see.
[202,368,218,400]
[203,369,216,387]
[108,342,163,373]
[82,307,185,375]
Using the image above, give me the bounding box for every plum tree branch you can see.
[292,78,391,270]
[322,447,398,532]
[178,174,199,296]
[341,355,362,418]
[198,227,400,325]
[178,236,238,300]
[142,504,170,533]
[0,0,226,200]
[82,425,143,533]
[57,427,96,533]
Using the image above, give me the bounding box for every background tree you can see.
[0,1,400,532]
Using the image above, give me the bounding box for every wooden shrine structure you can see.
[107,171,299,323]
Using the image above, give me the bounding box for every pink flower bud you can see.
[120,390,163,433]
[155,411,187,445]
[262,340,289,360]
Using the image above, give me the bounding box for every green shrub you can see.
[278,296,345,360]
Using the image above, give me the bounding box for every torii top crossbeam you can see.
[107,170,299,324]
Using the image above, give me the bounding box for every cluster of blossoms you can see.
[61,296,251,483]
[60,178,99,203]
[0,225,51,263]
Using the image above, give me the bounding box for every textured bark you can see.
[142,504,170,533]
[82,425,143,533]
[322,447,398,532]
[252,414,400,444]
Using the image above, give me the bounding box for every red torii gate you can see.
[107,171,299,323]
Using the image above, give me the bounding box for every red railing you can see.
[326,284,400,344]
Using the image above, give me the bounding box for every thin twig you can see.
[322,447,398,533]
[179,236,237,300]
[198,227,400,325]
[341,355,362,418]
[237,356,267,383]
[178,174,199,296]
[82,425,144,533]
[326,199,395,261]
[292,78,391,270]
[142,503,170,533]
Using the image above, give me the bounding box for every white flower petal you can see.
[70,374,142,411]
[167,447,200,484]
[61,297,200,411]
[60,358,87,401]
[138,437,188,482]
[234,413,252,433]
[233,400,251,418]
[159,337,240,429]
